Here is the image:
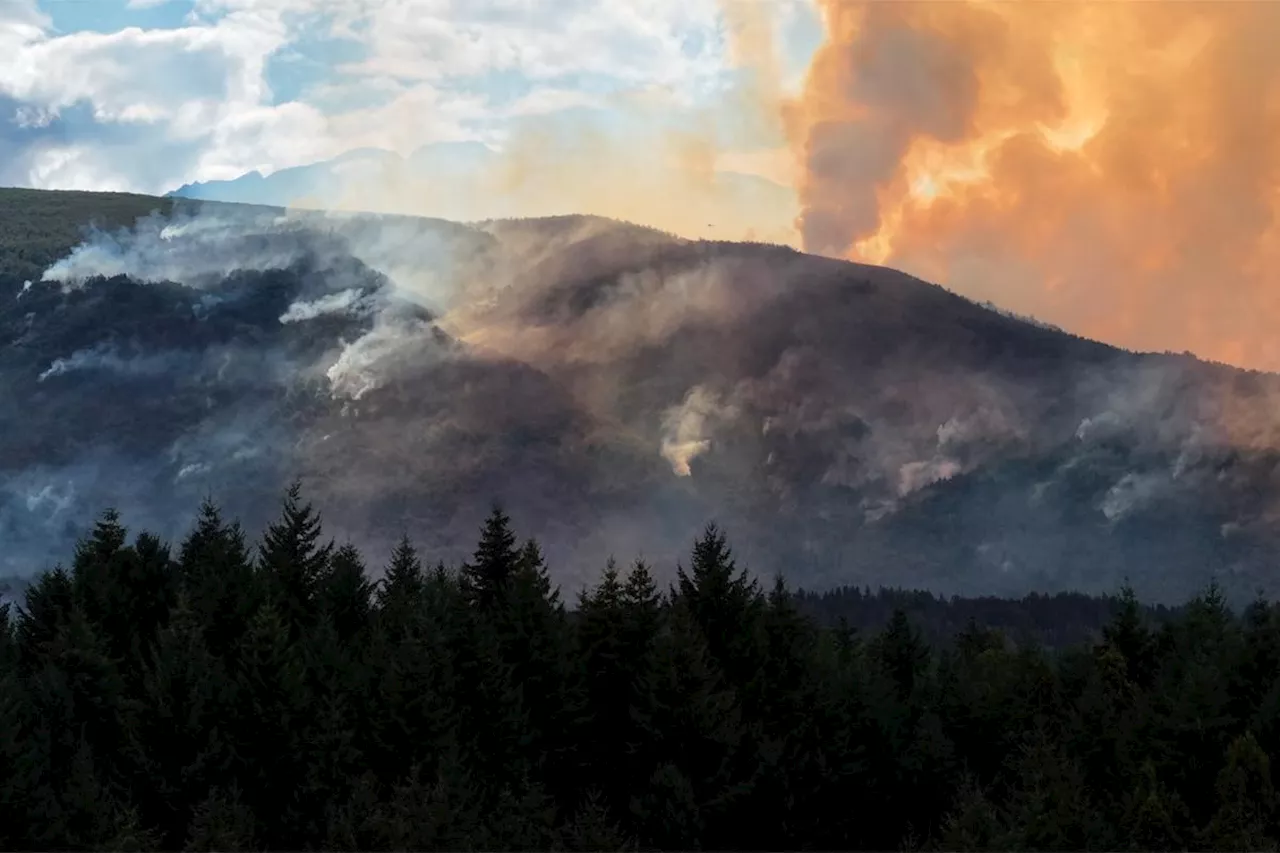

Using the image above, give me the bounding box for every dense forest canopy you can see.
[2,490,1279,851]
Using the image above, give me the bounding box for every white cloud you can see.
[338,0,726,88]
[0,0,762,195]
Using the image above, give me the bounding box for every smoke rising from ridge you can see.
[267,1,805,248]
[12,194,1280,602]
[786,0,1280,372]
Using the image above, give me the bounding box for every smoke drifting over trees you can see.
[5,187,1280,603]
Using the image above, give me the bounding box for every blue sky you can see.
[0,0,823,196]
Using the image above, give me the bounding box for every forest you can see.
[3,485,1280,851]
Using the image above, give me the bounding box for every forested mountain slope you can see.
[3,187,1279,602]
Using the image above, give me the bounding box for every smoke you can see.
[268,1,805,248]
[279,288,366,324]
[325,309,450,402]
[42,208,310,288]
[660,386,739,476]
[38,343,181,382]
[787,1,1280,371]
[16,190,1280,602]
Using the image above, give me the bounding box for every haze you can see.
[5,1,1279,370]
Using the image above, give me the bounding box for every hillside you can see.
[3,186,1279,602]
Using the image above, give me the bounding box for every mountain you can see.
[3,186,1279,603]
[166,144,482,209]
[164,142,800,241]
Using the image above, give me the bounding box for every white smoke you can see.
[42,209,307,288]
[279,288,366,324]
[325,311,448,402]
[38,344,178,382]
[1101,471,1169,521]
[37,204,494,404]
[660,386,738,476]
[897,457,963,497]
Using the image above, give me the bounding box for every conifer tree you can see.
[377,534,425,639]
[257,483,332,638]
[183,786,257,852]
[0,605,25,850]
[1202,731,1276,850]
[1101,584,1156,688]
[229,603,308,846]
[317,543,374,645]
[675,524,763,688]
[460,505,520,611]
[178,499,258,662]
[1121,761,1191,851]
[133,594,237,849]
[15,566,75,674]
[876,608,929,702]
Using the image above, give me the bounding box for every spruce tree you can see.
[178,500,258,663]
[134,594,237,849]
[377,534,425,639]
[675,523,763,688]
[15,566,75,675]
[460,505,520,611]
[317,544,374,645]
[1202,732,1276,850]
[257,483,332,638]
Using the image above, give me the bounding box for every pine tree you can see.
[460,505,520,611]
[0,602,12,673]
[178,499,258,662]
[1121,761,1191,851]
[294,619,369,846]
[229,603,308,846]
[939,776,1003,852]
[1101,584,1156,688]
[184,785,256,852]
[15,566,75,675]
[17,606,143,849]
[0,608,27,849]
[498,538,584,816]
[317,543,374,645]
[558,788,636,851]
[675,524,763,689]
[72,526,178,682]
[621,559,663,641]
[377,534,425,639]
[366,596,457,786]
[876,608,929,702]
[578,559,647,821]
[364,751,486,850]
[133,595,237,849]
[638,601,745,848]
[257,483,332,638]
[1201,731,1277,850]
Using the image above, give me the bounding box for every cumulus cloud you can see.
[0,0,777,200]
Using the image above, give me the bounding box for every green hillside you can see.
[0,187,175,282]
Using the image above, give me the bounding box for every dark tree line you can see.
[4,485,1280,850]
[793,584,1184,650]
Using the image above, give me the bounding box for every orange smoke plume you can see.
[787,0,1280,371]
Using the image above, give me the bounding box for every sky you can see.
[8,0,1280,373]
[0,0,822,196]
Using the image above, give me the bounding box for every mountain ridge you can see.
[162,142,799,237]
[2,186,1278,604]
